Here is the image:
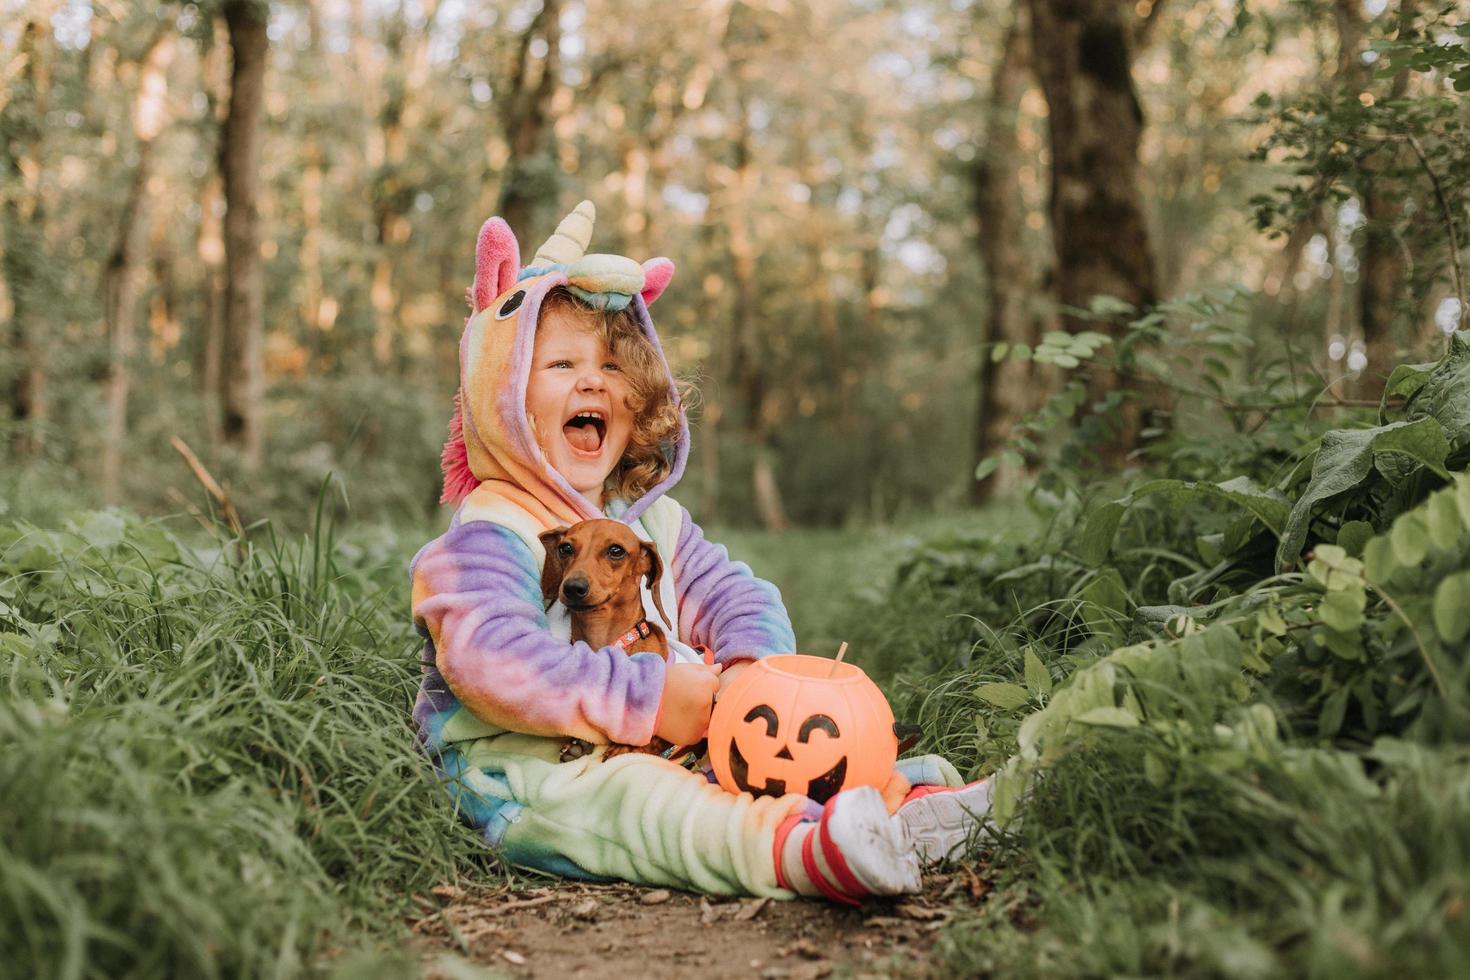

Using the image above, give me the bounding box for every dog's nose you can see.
[562,575,589,603]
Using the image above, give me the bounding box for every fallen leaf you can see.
[640,889,673,906]
[782,938,824,960]
[699,898,721,925]
[501,949,526,965]
[861,916,907,929]
[897,903,949,921]
[732,896,770,921]
[965,867,991,902]
[431,884,464,901]
[570,898,599,920]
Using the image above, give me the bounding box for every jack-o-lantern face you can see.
[727,704,849,802]
[709,655,898,804]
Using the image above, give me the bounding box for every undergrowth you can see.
[853,315,1470,977]
[0,505,490,977]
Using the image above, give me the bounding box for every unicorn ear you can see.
[640,258,675,306]
[472,218,521,313]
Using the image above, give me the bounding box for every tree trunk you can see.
[726,92,789,531]
[298,1,327,363]
[102,30,176,503]
[497,0,562,240]
[1028,0,1159,467]
[1,13,55,456]
[220,0,269,469]
[193,19,229,444]
[1341,0,1416,395]
[973,16,1039,504]
[370,0,440,368]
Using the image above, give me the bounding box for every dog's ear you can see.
[538,527,570,609]
[640,540,672,627]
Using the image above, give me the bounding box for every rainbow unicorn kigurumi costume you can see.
[412,202,967,897]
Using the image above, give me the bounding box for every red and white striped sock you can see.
[773,787,922,905]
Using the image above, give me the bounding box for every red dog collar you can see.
[612,620,654,650]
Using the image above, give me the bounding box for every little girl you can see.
[411,202,992,902]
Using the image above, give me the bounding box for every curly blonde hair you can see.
[538,288,685,502]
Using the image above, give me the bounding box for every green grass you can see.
[0,508,491,977]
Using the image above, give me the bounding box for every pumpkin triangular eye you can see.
[797,714,839,742]
[743,704,778,737]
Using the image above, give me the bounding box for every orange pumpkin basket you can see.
[707,654,897,803]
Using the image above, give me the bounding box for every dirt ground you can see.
[411,870,991,979]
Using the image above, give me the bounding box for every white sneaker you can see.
[818,786,922,896]
[896,780,995,867]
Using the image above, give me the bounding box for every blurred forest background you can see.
[2,0,1467,530]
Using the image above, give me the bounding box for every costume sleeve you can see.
[670,506,797,664]
[411,520,665,745]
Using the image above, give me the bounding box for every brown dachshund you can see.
[539,520,684,762]
[538,519,671,656]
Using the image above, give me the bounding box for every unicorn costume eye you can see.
[495,290,526,319]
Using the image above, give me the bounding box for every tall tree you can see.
[369,0,440,368]
[972,14,1041,503]
[497,0,563,241]
[103,27,177,502]
[196,19,230,444]
[219,0,268,468]
[1,11,56,456]
[1027,0,1159,465]
[1338,0,1416,395]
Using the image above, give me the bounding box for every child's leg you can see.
[461,736,819,897]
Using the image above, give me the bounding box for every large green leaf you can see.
[1077,500,1126,566]
[1276,417,1452,571]
[1379,358,1439,419]
[1410,330,1470,451]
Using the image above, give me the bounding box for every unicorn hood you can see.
[439,201,687,529]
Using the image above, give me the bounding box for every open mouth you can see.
[562,410,606,455]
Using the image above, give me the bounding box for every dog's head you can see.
[538,519,668,624]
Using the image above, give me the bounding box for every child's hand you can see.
[714,659,752,700]
[655,663,722,744]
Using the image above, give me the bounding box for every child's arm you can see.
[669,506,798,664]
[412,520,666,745]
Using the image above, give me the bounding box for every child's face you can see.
[526,308,634,508]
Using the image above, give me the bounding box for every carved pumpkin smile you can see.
[709,654,899,804]
[725,704,851,802]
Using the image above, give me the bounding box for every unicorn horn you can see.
[531,200,596,267]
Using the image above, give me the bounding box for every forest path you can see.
[412,870,989,979]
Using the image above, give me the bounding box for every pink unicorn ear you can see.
[640,258,675,306]
[472,218,521,313]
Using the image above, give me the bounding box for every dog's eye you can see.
[606,544,626,559]
[557,542,574,558]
